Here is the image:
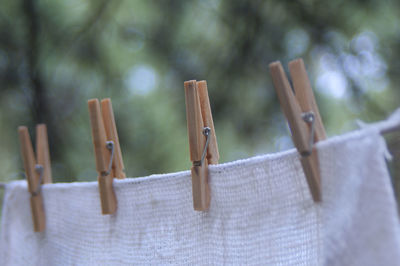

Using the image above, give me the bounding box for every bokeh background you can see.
[0,0,399,208]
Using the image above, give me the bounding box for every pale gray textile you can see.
[1,111,400,265]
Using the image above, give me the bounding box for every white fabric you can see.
[1,113,400,265]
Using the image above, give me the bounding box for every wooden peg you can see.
[196,81,219,165]
[269,60,323,202]
[36,124,52,184]
[184,80,210,211]
[101,98,126,179]
[88,99,117,214]
[18,126,46,232]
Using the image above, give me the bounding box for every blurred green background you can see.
[0,0,399,207]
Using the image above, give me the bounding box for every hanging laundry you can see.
[1,110,400,265]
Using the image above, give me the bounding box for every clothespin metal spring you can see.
[101,141,115,177]
[31,165,44,196]
[193,127,211,167]
[301,111,315,157]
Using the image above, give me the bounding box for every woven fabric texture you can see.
[1,112,400,265]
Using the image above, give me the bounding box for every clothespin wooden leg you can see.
[196,81,219,165]
[101,98,126,179]
[269,62,310,151]
[36,124,52,184]
[185,80,210,211]
[88,99,117,214]
[18,126,46,232]
[289,58,326,202]
[269,60,323,202]
[300,152,321,201]
[191,160,210,210]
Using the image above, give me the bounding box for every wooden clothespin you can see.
[184,80,219,211]
[18,124,52,232]
[269,58,326,202]
[88,98,126,215]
